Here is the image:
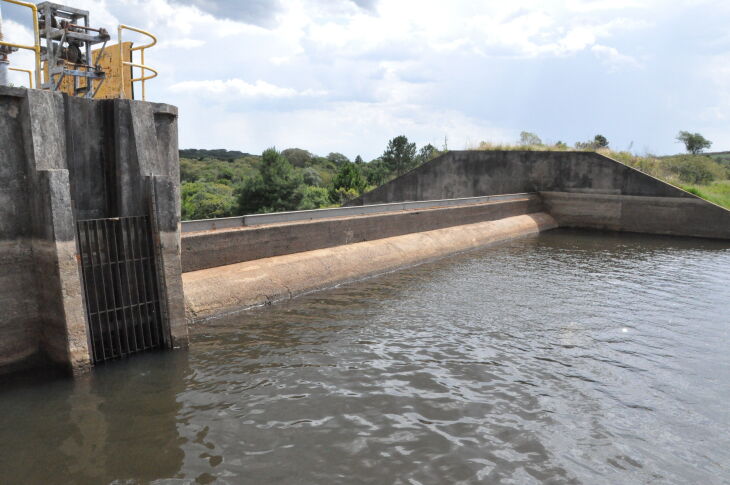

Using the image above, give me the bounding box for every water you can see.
[1,229,729,484]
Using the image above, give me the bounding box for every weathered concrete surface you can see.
[183,213,558,321]
[150,175,189,349]
[349,150,691,205]
[0,88,39,371]
[542,192,730,239]
[347,150,730,240]
[182,195,544,272]
[0,85,188,375]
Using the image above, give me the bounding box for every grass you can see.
[679,181,730,209]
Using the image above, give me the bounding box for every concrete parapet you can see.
[183,213,558,321]
[182,195,544,273]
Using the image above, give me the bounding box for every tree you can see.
[329,161,367,203]
[296,185,330,210]
[281,148,313,167]
[236,147,303,214]
[519,131,542,146]
[416,144,439,165]
[593,134,609,148]
[354,155,364,164]
[327,152,351,165]
[181,182,236,220]
[361,158,390,186]
[676,131,712,154]
[382,135,417,176]
[302,167,323,186]
[575,134,610,150]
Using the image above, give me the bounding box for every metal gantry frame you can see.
[37,2,110,98]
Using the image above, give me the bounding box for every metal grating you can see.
[77,215,166,363]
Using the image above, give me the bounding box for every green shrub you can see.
[662,155,724,184]
[181,182,236,220]
[297,186,331,210]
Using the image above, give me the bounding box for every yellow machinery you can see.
[0,0,156,100]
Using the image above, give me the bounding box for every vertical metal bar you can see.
[126,216,147,349]
[78,222,100,363]
[123,217,141,352]
[109,220,131,356]
[84,220,104,362]
[101,219,124,358]
[87,221,107,361]
[134,216,154,349]
[119,219,137,354]
[92,219,115,360]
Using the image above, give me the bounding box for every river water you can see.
[1,229,729,484]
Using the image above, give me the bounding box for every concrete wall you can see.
[351,150,691,204]
[0,86,188,375]
[348,150,730,240]
[542,192,730,239]
[182,195,543,272]
[0,88,40,372]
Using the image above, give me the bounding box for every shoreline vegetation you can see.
[180,137,730,220]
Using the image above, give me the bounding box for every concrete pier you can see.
[0,86,188,375]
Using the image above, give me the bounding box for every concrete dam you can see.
[1,88,730,377]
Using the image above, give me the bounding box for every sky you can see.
[3,0,730,160]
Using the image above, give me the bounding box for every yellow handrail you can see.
[0,0,41,89]
[9,66,32,88]
[118,24,157,100]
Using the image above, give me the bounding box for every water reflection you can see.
[0,351,189,483]
[1,229,729,484]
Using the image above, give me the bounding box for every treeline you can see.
[180,136,443,220]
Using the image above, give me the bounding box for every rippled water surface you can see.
[2,229,730,484]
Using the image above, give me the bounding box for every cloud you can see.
[591,44,641,70]
[158,38,206,49]
[168,0,282,27]
[3,0,728,155]
[169,79,327,99]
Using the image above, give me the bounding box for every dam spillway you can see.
[2,86,730,378]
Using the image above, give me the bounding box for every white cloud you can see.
[591,44,642,70]
[169,79,328,98]
[158,38,206,49]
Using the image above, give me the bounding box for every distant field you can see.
[680,181,730,210]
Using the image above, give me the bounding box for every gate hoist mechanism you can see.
[0,0,157,99]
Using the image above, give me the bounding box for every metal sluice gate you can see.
[76,215,167,363]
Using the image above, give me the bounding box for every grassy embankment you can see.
[472,142,730,210]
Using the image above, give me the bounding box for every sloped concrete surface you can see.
[183,213,558,321]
